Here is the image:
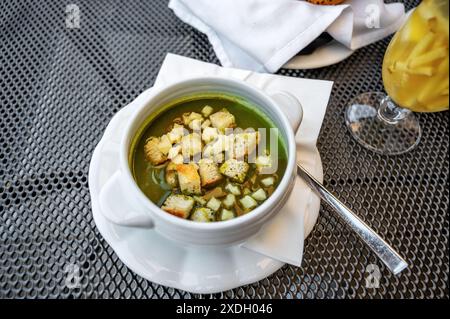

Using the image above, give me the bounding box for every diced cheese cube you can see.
[260,176,275,187]
[219,159,249,183]
[220,209,235,221]
[206,197,221,212]
[240,195,258,210]
[161,194,194,219]
[222,194,236,208]
[225,183,241,195]
[251,188,267,201]
[201,105,214,117]
[190,207,215,222]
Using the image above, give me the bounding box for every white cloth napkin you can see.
[169,0,405,72]
[154,53,333,266]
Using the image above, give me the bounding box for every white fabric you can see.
[154,53,333,266]
[169,0,405,72]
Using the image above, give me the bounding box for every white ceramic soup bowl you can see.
[99,76,303,246]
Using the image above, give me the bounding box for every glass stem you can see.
[377,96,411,124]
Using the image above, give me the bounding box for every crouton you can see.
[209,109,236,131]
[157,134,172,155]
[144,137,167,165]
[219,159,249,183]
[190,207,215,222]
[181,133,202,157]
[234,132,260,159]
[176,163,201,194]
[198,158,223,188]
[182,112,203,126]
[167,144,181,160]
[201,119,211,129]
[171,154,184,165]
[165,162,178,188]
[167,124,185,144]
[161,194,194,219]
[201,127,219,143]
[201,105,214,117]
[256,154,272,173]
[189,119,202,131]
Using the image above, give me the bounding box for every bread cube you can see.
[157,134,172,155]
[209,109,236,131]
[201,105,214,117]
[234,132,260,159]
[176,163,201,195]
[144,137,167,165]
[201,119,211,129]
[167,124,185,144]
[202,127,219,143]
[181,133,202,157]
[219,159,249,183]
[189,119,202,131]
[167,144,181,160]
[182,112,203,126]
[161,194,194,219]
[198,158,223,188]
[165,162,178,188]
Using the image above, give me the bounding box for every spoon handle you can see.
[297,164,408,275]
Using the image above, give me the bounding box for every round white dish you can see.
[283,40,354,70]
[88,93,323,294]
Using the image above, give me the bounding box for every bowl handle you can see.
[269,91,303,133]
[99,170,154,228]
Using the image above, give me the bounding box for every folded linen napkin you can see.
[169,0,405,72]
[154,53,333,266]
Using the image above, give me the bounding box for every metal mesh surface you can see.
[0,0,448,299]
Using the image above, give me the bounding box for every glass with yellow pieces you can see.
[345,0,449,155]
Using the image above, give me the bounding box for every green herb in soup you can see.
[131,93,287,222]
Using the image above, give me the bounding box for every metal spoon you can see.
[297,164,408,275]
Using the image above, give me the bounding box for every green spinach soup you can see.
[130,93,287,222]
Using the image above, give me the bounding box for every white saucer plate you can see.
[283,40,354,70]
[89,100,323,294]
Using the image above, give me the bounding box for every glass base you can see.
[345,92,422,155]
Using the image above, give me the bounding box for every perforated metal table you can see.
[0,0,448,299]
